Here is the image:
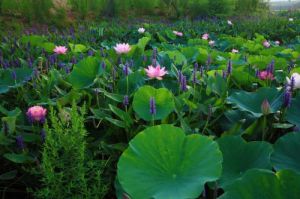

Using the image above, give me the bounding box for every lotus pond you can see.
[1,18,300,199]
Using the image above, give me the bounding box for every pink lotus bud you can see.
[261,99,271,115]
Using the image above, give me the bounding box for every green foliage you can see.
[220,169,300,199]
[117,125,223,199]
[35,102,108,199]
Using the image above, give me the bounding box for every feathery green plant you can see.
[35,102,108,199]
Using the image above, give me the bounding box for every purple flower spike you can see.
[283,90,292,108]
[255,69,260,77]
[267,60,275,74]
[290,76,295,92]
[123,63,129,76]
[150,97,156,115]
[227,59,232,75]
[194,62,199,70]
[65,67,71,74]
[71,56,77,65]
[101,61,106,70]
[16,135,25,150]
[200,66,204,77]
[123,95,129,107]
[180,76,187,92]
[178,70,183,83]
[88,50,94,56]
[192,70,197,84]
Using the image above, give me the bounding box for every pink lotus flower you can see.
[145,65,167,80]
[275,41,280,45]
[173,31,183,37]
[114,43,131,55]
[227,20,233,25]
[202,33,209,40]
[258,70,274,80]
[26,106,47,123]
[138,28,145,34]
[54,46,68,55]
[263,40,271,48]
[209,40,215,47]
[232,49,239,53]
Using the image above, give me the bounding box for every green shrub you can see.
[35,103,108,199]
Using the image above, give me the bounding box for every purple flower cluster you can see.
[16,135,25,150]
[150,97,156,115]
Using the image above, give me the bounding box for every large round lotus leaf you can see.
[227,87,282,118]
[286,96,300,127]
[117,125,223,199]
[133,86,175,121]
[68,57,102,89]
[219,169,300,199]
[217,136,273,187]
[271,132,300,172]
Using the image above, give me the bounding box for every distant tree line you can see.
[0,0,268,23]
